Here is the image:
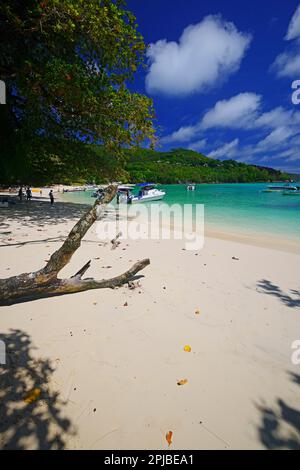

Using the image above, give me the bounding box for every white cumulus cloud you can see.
[161,92,261,144]
[161,125,198,144]
[188,139,207,152]
[201,93,261,129]
[208,138,239,159]
[271,46,300,77]
[146,15,251,96]
[272,5,300,78]
[256,127,296,150]
[285,4,300,40]
[254,107,294,128]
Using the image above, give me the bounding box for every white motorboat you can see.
[63,186,86,193]
[129,183,166,204]
[262,184,298,193]
[282,185,300,195]
[186,184,196,191]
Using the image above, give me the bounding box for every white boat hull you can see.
[131,193,165,203]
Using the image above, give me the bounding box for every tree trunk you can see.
[0,185,150,305]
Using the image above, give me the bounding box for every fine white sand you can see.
[0,198,299,450]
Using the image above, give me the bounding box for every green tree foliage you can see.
[0,0,155,184]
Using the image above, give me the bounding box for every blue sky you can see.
[126,0,300,173]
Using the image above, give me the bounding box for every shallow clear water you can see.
[61,183,300,241]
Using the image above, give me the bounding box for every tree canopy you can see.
[0,0,155,184]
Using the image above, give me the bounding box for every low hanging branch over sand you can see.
[0,185,150,305]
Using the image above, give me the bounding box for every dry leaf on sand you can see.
[23,388,41,404]
[177,379,188,386]
[166,431,173,446]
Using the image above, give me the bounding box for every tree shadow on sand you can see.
[257,372,300,449]
[0,199,128,247]
[257,279,300,308]
[0,198,92,229]
[0,329,76,449]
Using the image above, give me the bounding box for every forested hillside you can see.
[123,148,290,183]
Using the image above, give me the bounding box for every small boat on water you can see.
[262,184,298,193]
[63,186,86,193]
[282,185,300,195]
[186,184,196,191]
[121,183,165,204]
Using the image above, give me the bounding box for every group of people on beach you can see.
[18,186,32,202]
[18,186,54,205]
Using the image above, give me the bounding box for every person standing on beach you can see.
[49,189,54,205]
[18,186,23,202]
[26,186,32,202]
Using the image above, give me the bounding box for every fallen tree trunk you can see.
[0,185,150,305]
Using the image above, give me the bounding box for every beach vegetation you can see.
[0,0,155,184]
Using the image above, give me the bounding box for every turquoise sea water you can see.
[62,183,300,241]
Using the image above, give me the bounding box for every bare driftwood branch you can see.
[0,185,150,305]
[71,260,92,279]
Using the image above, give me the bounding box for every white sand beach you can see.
[0,198,300,450]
